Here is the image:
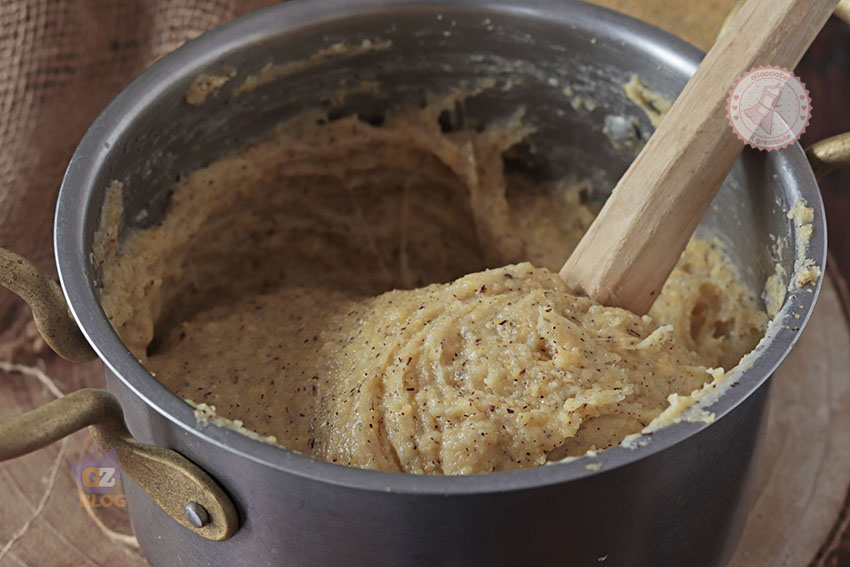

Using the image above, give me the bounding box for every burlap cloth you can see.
[10,1,846,565]
[0,0,291,360]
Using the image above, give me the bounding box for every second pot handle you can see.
[0,247,95,362]
[838,0,850,25]
[806,132,850,181]
[0,387,239,541]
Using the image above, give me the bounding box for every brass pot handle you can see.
[0,387,239,541]
[838,0,850,25]
[0,247,95,362]
[806,132,850,181]
[0,248,239,541]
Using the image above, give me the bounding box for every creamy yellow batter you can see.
[97,100,767,475]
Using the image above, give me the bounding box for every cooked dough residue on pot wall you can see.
[185,69,236,106]
[762,200,821,318]
[787,200,821,287]
[97,99,767,475]
[624,76,672,128]
[232,39,393,97]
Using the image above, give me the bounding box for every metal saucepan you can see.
[2,1,850,565]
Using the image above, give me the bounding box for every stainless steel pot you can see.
[2,1,849,565]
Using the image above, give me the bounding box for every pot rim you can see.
[55,0,826,495]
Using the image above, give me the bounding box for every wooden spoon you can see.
[560,0,837,314]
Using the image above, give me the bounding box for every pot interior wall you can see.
[84,3,796,336]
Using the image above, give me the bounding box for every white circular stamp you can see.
[727,66,811,151]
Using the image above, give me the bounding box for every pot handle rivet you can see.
[185,501,211,528]
[0,388,239,541]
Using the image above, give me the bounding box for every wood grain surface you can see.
[798,17,850,567]
[731,268,850,567]
[1,1,849,566]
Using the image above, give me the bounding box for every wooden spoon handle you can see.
[560,0,837,314]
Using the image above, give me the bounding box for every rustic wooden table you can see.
[0,1,848,566]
